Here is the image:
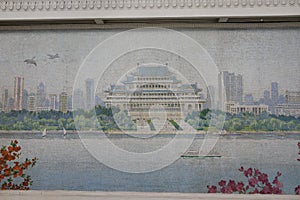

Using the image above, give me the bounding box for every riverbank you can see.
[0,130,300,135]
[0,190,299,200]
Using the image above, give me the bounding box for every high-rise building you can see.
[264,90,270,100]
[13,76,24,110]
[23,89,28,110]
[278,94,286,104]
[271,82,279,105]
[205,85,215,109]
[2,88,9,112]
[59,92,68,113]
[85,78,95,110]
[68,95,73,111]
[8,98,14,111]
[244,94,254,105]
[73,88,84,110]
[218,71,243,110]
[49,94,58,111]
[36,82,46,108]
[27,93,36,112]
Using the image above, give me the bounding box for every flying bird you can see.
[47,53,59,59]
[24,57,37,66]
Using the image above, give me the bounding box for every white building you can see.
[274,90,300,117]
[105,63,205,125]
[27,94,36,112]
[226,102,268,115]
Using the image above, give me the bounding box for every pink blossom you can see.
[258,173,268,184]
[254,169,260,176]
[261,185,272,194]
[238,166,244,172]
[207,185,217,193]
[276,171,282,177]
[236,182,244,191]
[244,168,252,177]
[218,180,226,187]
[249,177,258,187]
[249,188,259,194]
[295,185,300,195]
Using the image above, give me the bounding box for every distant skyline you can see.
[0,28,299,101]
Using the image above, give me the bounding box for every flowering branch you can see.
[295,142,300,195]
[207,166,283,194]
[0,140,37,190]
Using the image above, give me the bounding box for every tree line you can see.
[0,106,299,132]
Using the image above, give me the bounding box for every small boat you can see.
[42,128,47,137]
[181,154,222,158]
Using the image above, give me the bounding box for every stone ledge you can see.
[0,191,299,200]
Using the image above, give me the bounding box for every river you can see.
[0,132,299,194]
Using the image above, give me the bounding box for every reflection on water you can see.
[0,132,299,194]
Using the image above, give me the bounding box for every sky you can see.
[0,28,299,101]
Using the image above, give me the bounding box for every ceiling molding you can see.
[0,0,299,21]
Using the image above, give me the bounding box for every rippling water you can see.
[0,132,299,194]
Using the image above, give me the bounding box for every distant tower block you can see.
[36,82,46,108]
[218,71,243,110]
[271,82,279,104]
[27,93,36,112]
[73,89,84,110]
[13,76,24,111]
[85,78,95,111]
[2,88,9,112]
[49,94,58,111]
[59,92,68,113]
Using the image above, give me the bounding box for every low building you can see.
[286,90,300,104]
[275,104,300,117]
[226,102,268,115]
[36,107,50,112]
[274,90,300,117]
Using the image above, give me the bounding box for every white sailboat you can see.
[42,128,47,137]
[63,127,67,137]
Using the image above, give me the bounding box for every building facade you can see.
[2,88,9,112]
[274,90,300,117]
[85,78,95,111]
[49,94,58,111]
[285,90,300,104]
[271,82,279,104]
[226,102,268,115]
[218,71,243,110]
[204,85,215,109]
[36,82,46,108]
[13,76,24,111]
[73,89,84,110]
[59,92,68,113]
[105,63,205,125]
[27,94,36,112]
